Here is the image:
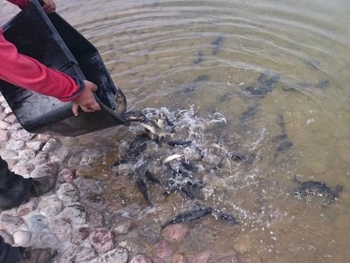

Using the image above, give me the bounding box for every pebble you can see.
[5,139,25,151]
[89,228,115,254]
[118,239,146,254]
[11,163,35,177]
[27,214,48,232]
[110,215,133,235]
[190,251,211,263]
[41,138,61,152]
[57,168,76,183]
[130,254,154,263]
[31,232,62,250]
[0,129,9,142]
[38,197,63,217]
[0,214,24,231]
[18,149,36,160]
[89,248,129,263]
[11,129,35,141]
[26,141,44,151]
[152,240,174,259]
[61,204,87,226]
[213,254,239,263]
[48,219,72,242]
[0,229,14,245]
[71,227,90,244]
[172,254,188,263]
[30,162,58,178]
[56,183,80,203]
[13,231,32,246]
[17,197,39,216]
[57,245,96,263]
[0,149,18,159]
[162,224,189,243]
[87,209,105,228]
[0,120,10,129]
[33,152,49,165]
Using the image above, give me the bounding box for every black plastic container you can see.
[0,0,127,136]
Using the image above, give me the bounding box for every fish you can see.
[244,71,280,98]
[228,151,255,164]
[162,207,212,229]
[194,50,205,64]
[157,113,175,133]
[163,154,184,164]
[128,134,149,158]
[294,175,343,204]
[145,170,161,184]
[141,119,171,142]
[212,210,239,225]
[303,58,321,70]
[315,80,329,89]
[167,140,192,147]
[239,104,259,128]
[123,110,145,122]
[136,178,153,207]
[114,89,127,114]
[276,140,293,152]
[211,35,224,55]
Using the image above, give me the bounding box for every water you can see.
[2,0,350,262]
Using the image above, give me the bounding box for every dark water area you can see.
[2,0,350,262]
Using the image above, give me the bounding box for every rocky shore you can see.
[0,94,240,263]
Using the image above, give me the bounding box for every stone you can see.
[33,152,49,165]
[0,129,9,142]
[31,232,62,250]
[4,107,12,115]
[3,113,17,124]
[138,223,161,245]
[61,204,87,226]
[11,129,35,141]
[0,230,14,245]
[38,197,63,217]
[26,141,44,151]
[80,193,106,211]
[30,162,58,178]
[0,120,10,129]
[57,168,76,183]
[172,254,188,263]
[36,134,51,141]
[111,216,133,235]
[152,240,174,259]
[0,214,24,231]
[56,183,80,203]
[41,138,61,152]
[130,255,154,263]
[87,209,105,228]
[213,254,239,263]
[27,214,48,232]
[67,154,82,167]
[162,224,189,243]
[18,149,36,160]
[17,197,39,216]
[190,251,211,263]
[48,219,72,242]
[118,240,146,254]
[72,227,90,245]
[50,148,71,163]
[5,139,25,151]
[11,163,35,178]
[89,248,128,263]
[57,245,96,263]
[7,123,22,131]
[74,178,105,194]
[13,231,32,247]
[89,228,114,254]
[0,149,18,160]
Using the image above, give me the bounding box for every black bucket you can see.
[0,0,128,137]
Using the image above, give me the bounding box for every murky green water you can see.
[2,0,350,262]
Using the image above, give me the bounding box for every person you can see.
[0,0,101,262]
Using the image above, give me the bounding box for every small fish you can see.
[303,58,321,70]
[180,160,198,172]
[211,35,224,55]
[157,113,175,133]
[141,119,169,138]
[212,210,239,224]
[123,110,145,122]
[136,178,153,207]
[163,154,184,164]
[168,140,192,147]
[315,80,329,89]
[162,207,212,229]
[114,89,127,114]
[244,72,280,98]
[194,50,205,64]
[229,151,255,164]
[195,75,210,82]
[276,140,293,152]
[145,170,161,184]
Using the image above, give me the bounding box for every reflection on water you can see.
[2,0,350,262]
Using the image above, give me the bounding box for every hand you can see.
[42,0,56,14]
[72,80,101,116]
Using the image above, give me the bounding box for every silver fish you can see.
[114,89,127,115]
[163,154,184,164]
[123,110,145,122]
[162,207,212,229]
[157,113,175,132]
[141,119,171,142]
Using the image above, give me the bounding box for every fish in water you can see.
[168,140,192,147]
[123,110,146,122]
[157,113,175,133]
[294,176,343,204]
[145,170,161,184]
[276,140,293,152]
[141,118,172,143]
[228,151,255,164]
[162,207,212,229]
[114,89,127,115]
[303,58,321,70]
[163,154,184,164]
[136,178,153,207]
[212,210,239,225]
[239,104,259,129]
[211,35,224,55]
[194,50,205,64]
[244,71,280,98]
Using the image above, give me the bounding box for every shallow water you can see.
[2,0,350,262]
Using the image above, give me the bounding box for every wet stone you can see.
[67,154,82,167]
[89,228,115,254]
[26,141,44,151]
[13,231,32,247]
[61,204,87,226]
[18,149,36,160]
[5,139,25,151]
[0,129,9,142]
[0,229,13,245]
[3,113,17,124]
[87,209,105,228]
[50,148,71,163]
[80,193,106,211]
[38,197,63,217]
[58,168,76,183]
[31,232,62,250]
[72,227,90,245]
[0,214,24,230]
[89,248,128,263]
[33,152,49,165]
[190,251,211,263]
[0,149,18,159]
[138,223,161,245]
[41,138,61,152]
[30,162,58,178]
[162,224,189,243]
[152,240,174,259]
[172,254,188,263]
[118,239,146,254]
[74,178,105,195]
[27,214,47,232]
[17,197,39,216]
[56,183,80,203]
[130,254,154,263]
[110,215,133,235]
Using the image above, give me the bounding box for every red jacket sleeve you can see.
[6,0,30,9]
[0,29,84,102]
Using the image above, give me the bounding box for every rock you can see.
[0,214,24,231]
[80,193,106,210]
[56,183,80,203]
[30,162,58,178]
[26,141,44,151]
[72,227,90,245]
[118,240,146,254]
[67,154,82,167]
[33,152,49,165]
[138,223,161,245]
[48,219,72,242]
[4,106,12,114]
[87,209,105,228]
[31,232,62,250]
[17,197,39,216]
[0,149,18,159]
[3,113,17,124]
[74,178,105,194]
[5,139,25,151]
[172,254,188,263]
[18,149,36,161]
[130,254,154,263]
[41,138,61,152]
[234,234,252,254]
[89,228,114,254]
[152,240,174,259]
[27,214,48,232]
[36,134,51,141]
[0,129,9,143]
[89,248,128,263]
[38,197,63,217]
[61,204,87,226]
[13,231,32,247]
[0,120,10,129]
[190,251,211,263]
[50,148,71,163]
[58,168,76,183]
[7,123,22,131]
[212,254,239,263]
[162,224,189,243]
[11,129,35,141]
[11,163,35,178]
[110,215,133,235]
[56,245,96,263]
[0,230,14,245]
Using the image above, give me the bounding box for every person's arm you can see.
[6,0,30,9]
